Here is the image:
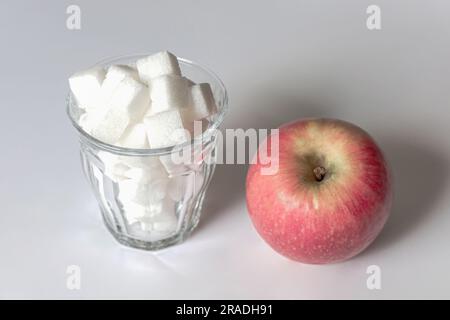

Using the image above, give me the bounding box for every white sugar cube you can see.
[122,197,167,227]
[159,154,192,177]
[97,151,130,182]
[69,66,105,110]
[122,202,148,224]
[118,180,149,206]
[118,123,149,149]
[101,65,139,103]
[184,118,209,138]
[148,201,165,216]
[97,150,118,165]
[78,108,109,135]
[108,162,129,182]
[156,119,208,176]
[119,167,169,204]
[148,178,169,203]
[119,157,167,173]
[119,182,169,224]
[136,51,181,83]
[93,77,150,144]
[123,167,150,183]
[123,166,167,184]
[152,211,178,233]
[78,113,92,133]
[144,109,190,148]
[168,176,186,201]
[149,75,191,114]
[137,200,177,235]
[187,83,217,121]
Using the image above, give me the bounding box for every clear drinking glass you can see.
[67,54,228,250]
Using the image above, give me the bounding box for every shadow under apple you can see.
[196,86,450,262]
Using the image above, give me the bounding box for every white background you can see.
[1,0,449,299]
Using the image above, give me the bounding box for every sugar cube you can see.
[136,51,181,83]
[183,118,209,138]
[118,180,149,206]
[97,151,130,182]
[93,77,150,144]
[149,75,191,114]
[187,83,217,121]
[78,113,91,133]
[152,211,178,233]
[148,178,169,203]
[123,167,150,183]
[156,118,209,176]
[123,166,166,184]
[69,66,105,110]
[121,193,168,226]
[117,154,168,172]
[159,154,192,177]
[122,202,148,224]
[118,123,149,149]
[101,65,139,102]
[137,200,177,235]
[78,108,110,135]
[168,175,186,201]
[144,109,190,148]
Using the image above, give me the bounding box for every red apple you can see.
[246,118,392,264]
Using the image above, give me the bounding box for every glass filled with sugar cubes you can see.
[67,54,228,250]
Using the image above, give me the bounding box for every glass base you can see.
[100,207,202,251]
[97,162,214,251]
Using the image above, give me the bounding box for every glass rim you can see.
[66,54,229,156]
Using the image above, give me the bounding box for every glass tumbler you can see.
[67,54,228,250]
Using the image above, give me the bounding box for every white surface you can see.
[1,0,450,299]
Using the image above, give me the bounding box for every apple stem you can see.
[313,166,327,182]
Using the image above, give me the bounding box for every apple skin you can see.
[246,118,392,264]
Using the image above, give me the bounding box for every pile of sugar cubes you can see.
[69,51,217,237]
